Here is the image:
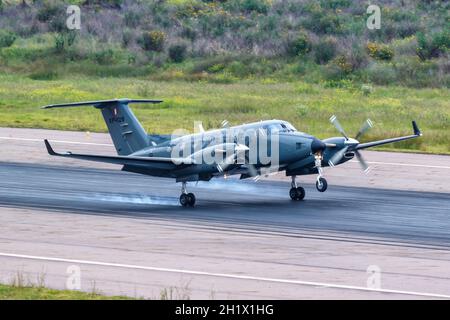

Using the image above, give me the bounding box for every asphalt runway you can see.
[0,128,449,299]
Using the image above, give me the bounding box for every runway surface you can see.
[0,128,449,299]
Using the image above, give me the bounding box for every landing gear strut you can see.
[314,153,328,192]
[289,176,305,201]
[179,182,196,207]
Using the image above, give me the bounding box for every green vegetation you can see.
[0,0,448,87]
[0,73,448,154]
[0,283,131,300]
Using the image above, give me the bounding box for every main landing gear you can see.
[289,176,305,201]
[289,173,328,200]
[179,182,196,207]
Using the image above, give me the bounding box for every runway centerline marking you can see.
[1,252,449,299]
[349,160,450,170]
[0,136,112,147]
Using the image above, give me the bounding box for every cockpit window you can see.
[264,122,296,133]
[284,122,296,132]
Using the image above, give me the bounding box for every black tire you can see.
[187,193,196,206]
[316,177,328,192]
[289,187,298,200]
[179,194,189,207]
[296,187,305,200]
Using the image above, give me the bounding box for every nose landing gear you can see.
[179,182,196,207]
[289,176,305,201]
[314,153,328,192]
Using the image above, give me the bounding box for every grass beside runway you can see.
[0,284,133,300]
[0,73,448,154]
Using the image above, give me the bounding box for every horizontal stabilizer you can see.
[44,139,194,167]
[41,98,162,109]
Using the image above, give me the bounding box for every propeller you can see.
[328,146,348,167]
[329,115,349,140]
[328,115,373,174]
[355,119,373,141]
[355,150,370,173]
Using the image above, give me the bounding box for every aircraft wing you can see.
[355,121,422,150]
[44,139,194,168]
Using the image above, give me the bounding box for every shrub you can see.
[333,55,353,74]
[347,43,368,70]
[416,31,449,61]
[313,37,337,64]
[240,0,269,14]
[287,32,311,57]
[0,30,16,48]
[122,29,133,48]
[304,11,341,34]
[82,0,123,8]
[140,30,165,52]
[54,31,77,53]
[180,25,197,41]
[37,3,60,23]
[366,42,394,61]
[48,15,67,33]
[168,42,188,63]
[124,11,142,28]
[93,49,116,65]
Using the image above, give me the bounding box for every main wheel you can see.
[289,187,298,200]
[187,193,196,207]
[290,187,305,201]
[316,177,328,192]
[179,193,190,207]
[296,187,305,200]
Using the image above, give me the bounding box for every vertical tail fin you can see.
[42,98,163,155]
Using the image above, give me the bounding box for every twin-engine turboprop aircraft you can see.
[42,98,422,207]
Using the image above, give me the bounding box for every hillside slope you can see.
[0,0,448,87]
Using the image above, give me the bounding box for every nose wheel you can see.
[179,182,196,207]
[316,177,328,192]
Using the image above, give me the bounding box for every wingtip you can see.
[412,120,422,136]
[44,139,56,155]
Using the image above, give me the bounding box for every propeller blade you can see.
[328,146,348,167]
[355,150,371,174]
[355,119,373,141]
[246,164,260,181]
[329,115,349,140]
[221,120,229,128]
[217,153,236,173]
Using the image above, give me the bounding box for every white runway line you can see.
[1,252,449,299]
[0,136,112,147]
[349,160,450,170]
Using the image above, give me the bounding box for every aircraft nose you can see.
[311,138,326,154]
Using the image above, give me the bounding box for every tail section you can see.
[42,98,162,155]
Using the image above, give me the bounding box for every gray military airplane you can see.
[42,98,422,207]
